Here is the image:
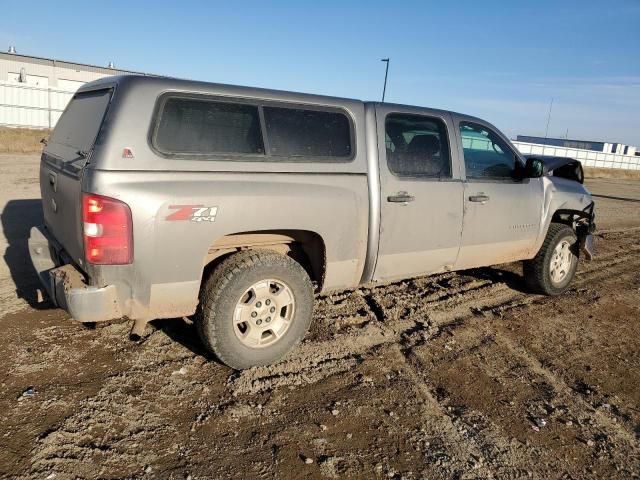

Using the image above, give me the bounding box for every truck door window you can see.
[385,113,451,178]
[459,122,517,180]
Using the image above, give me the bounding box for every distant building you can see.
[0,47,146,129]
[516,135,638,157]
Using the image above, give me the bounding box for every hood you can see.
[525,155,584,184]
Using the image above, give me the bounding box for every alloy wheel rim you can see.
[233,279,295,348]
[549,240,573,285]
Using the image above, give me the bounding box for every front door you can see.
[374,106,464,282]
[453,117,543,269]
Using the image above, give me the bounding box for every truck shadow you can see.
[465,266,529,293]
[1,199,53,309]
[151,318,217,361]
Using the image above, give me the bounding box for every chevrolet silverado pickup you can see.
[29,75,595,369]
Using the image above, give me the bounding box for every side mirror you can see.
[524,158,544,178]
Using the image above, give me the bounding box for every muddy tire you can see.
[523,223,579,296]
[195,250,314,370]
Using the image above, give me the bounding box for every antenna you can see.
[544,98,554,139]
[381,58,390,102]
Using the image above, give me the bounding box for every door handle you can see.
[387,192,415,203]
[48,172,57,192]
[468,194,490,204]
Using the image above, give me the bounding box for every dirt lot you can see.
[1,154,639,479]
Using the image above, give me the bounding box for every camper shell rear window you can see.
[49,88,113,156]
[150,93,354,162]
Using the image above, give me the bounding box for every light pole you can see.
[381,58,390,102]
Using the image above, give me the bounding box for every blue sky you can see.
[2,0,639,145]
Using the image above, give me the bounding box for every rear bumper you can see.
[28,225,124,323]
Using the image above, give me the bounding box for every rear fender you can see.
[204,230,326,292]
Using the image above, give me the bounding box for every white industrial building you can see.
[0,47,144,129]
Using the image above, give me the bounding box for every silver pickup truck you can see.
[29,75,595,369]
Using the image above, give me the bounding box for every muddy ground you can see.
[1,155,639,479]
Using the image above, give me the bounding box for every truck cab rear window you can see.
[154,97,264,155]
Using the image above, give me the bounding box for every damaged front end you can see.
[554,202,596,260]
[530,154,596,260]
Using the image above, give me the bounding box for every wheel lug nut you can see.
[266,317,271,322]
[256,319,262,325]
[270,307,276,313]
[256,301,262,308]
[251,312,257,318]
[265,299,271,305]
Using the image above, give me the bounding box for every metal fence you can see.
[0,81,74,129]
[513,141,640,171]
[463,137,640,171]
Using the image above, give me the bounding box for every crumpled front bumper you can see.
[28,225,123,323]
[579,201,596,261]
[580,233,595,261]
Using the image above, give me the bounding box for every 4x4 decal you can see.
[166,205,218,222]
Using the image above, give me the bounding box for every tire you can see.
[195,250,314,370]
[523,223,579,296]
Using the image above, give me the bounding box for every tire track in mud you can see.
[227,275,514,395]
[396,343,543,479]
[576,246,640,276]
[228,280,519,396]
[383,343,541,479]
[362,345,505,479]
[496,334,640,447]
[396,296,640,478]
[227,323,389,396]
[229,294,516,397]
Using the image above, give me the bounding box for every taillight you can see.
[82,193,133,265]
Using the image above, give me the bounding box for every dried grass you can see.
[584,166,640,180]
[0,127,49,154]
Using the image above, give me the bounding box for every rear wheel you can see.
[196,250,314,370]
[523,223,579,295]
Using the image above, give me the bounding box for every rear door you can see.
[373,104,464,282]
[41,88,113,266]
[452,116,543,269]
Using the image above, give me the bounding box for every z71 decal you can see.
[166,205,219,222]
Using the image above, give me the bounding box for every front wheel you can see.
[523,223,579,295]
[195,250,314,370]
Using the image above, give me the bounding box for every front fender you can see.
[533,176,594,256]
